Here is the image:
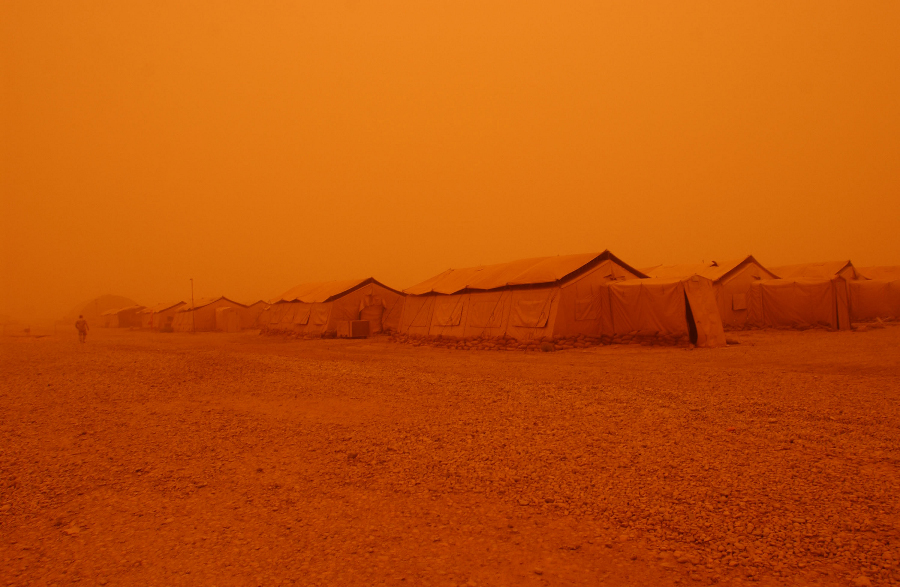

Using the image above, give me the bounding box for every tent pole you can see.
[190,278,195,334]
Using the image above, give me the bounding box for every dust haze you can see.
[2,2,899,322]
[3,4,900,586]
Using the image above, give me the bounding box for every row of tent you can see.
[81,252,899,349]
[93,298,268,332]
[257,253,899,349]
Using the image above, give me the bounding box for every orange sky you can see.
[2,1,899,321]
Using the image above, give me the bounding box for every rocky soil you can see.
[1,326,898,586]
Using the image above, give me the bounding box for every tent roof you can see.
[769,261,857,280]
[178,296,248,311]
[612,275,714,287]
[641,255,777,282]
[272,277,402,304]
[404,250,647,295]
[138,301,185,314]
[246,300,268,308]
[858,266,900,280]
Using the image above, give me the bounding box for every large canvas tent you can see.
[859,266,900,281]
[770,260,863,281]
[398,251,649,340]
[642,255,777,329]
[851,266,900,322]
[137,301,185,330]
[242,301,268,329]
[600,276,727,348]
[849,280,900,322]
[758,260,864,330]
[260,278,405,337]
[172,297,249,332]
[747,278,851,330]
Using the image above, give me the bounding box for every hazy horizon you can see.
[3,1,899,322]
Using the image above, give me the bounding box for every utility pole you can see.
[190,278,195,334]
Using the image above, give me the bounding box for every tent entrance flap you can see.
[684,293,698,345]
[683,277,727,348]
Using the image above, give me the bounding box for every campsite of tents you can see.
[54,257,899,343]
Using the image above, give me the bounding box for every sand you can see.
[1,327,898,586]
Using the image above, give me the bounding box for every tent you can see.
[747,278,851,330]
[858,266,900,281]
[172,297,249,332]
[215,307,242,332]
[849,280,900,322]
[241,300,268,329]
[398,251,648,340]
[65,295,138,326]
[642,255,777,329]
[770,260,863,281]
[137,301,185,330]
[98,305,145,328]
[260,278,405,337]
[601,276,727,348]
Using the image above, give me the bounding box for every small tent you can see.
[65,295,138,327]
[98,305,145,328]
[172,297,249,332]
[260,278,405,337]
[398,251,647,340]
[137,301,186,330]
[642,255,777,329]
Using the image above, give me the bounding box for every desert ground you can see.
[1,326,899,586]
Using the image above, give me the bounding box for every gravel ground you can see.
[1,326,899,586]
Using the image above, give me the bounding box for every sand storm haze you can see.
[2,1,900,586]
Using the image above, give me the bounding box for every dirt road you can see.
[1,327,899,586]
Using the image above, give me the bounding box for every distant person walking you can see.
[75,315,89,343]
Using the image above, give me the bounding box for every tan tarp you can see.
[261,278,405,336]
[399,251,650,340]
[849,280,900,322]
[603,277,726,348]
[747,279,851,330]
[172,297,249,332]
[858,266,900,281]
[642,255,777,329]
[770,261,862,281]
